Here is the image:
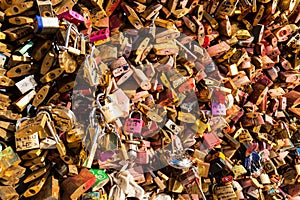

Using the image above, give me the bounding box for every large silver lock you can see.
[96,93,123,123]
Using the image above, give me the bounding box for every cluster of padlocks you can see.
[0,0,299,199]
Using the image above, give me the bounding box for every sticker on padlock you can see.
[165,119,181,135]
[110,56,131,77]
[125,111,143,135]
[211,102,226,116]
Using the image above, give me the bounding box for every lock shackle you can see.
[129,110,142,119]
[54,106,77,123]
[0,141,7,149]
[38,110,52,121]
[170,133,183,154]
[96,93,106,108]
[199,110,209,123]
[85,45,99,72]
[89,107,98,128]
[96,93,114,108]
[16,117,30,131]
[60,20,80,50]
[97,124,122,151]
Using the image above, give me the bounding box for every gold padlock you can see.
[24,170,50,198]
[0,186,19,200]
[34,175,59,200]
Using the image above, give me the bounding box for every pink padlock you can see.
[90,28,110,43]
[124,111,143,135]
[57,10,85,24]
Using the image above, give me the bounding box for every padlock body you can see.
[125,118,143,134]
[99,102,123,122]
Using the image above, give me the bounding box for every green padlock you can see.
[89,168,109,192]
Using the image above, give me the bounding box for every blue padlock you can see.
[34,15,59,34]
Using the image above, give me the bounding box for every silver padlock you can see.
[165,119,181,135]
[96,93,123,123]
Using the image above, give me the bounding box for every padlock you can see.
[165,119,181,135]
[96,93,123,123]
[168,177,184,193]
[105,0,121,16]
[58,10,84,24]
[178,167,206,199]
[40,68,64,83]
[32,85,50,107]
[90,28,110,44]
[214,184,237,200]
[23,167,50,197]
[35,0,54,17]
[41,111,73,164]
[31,39,53,61]
[135,146,149,164]
[203,131,221,149]
[195,161,210,178]
[15,122,40,151]
[125,111,143,135]
[110,56,131,77]
[13,90,36,112]
[1,164,25,184]
[15,74,37,94]
[6,63,31,78]
[58,23,79,72]
[24,164,50,183]
[4,2,34,16]
[131,65,152,91]
[33,175,59,200]
[89,168,109,191]
[97,125,122,163]
[149,170,166,190]
[61,168,96,200]
[0,186,19,200]
[34,16,59,34]
[121,2,143,29]
[232,162,247,179]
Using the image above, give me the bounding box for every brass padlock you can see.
[24,170,50,198]
[24,164,50,183]
[214,184,237,200]
[36,0,54,17]
[0,186,19,200]
[34,175,59,200]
